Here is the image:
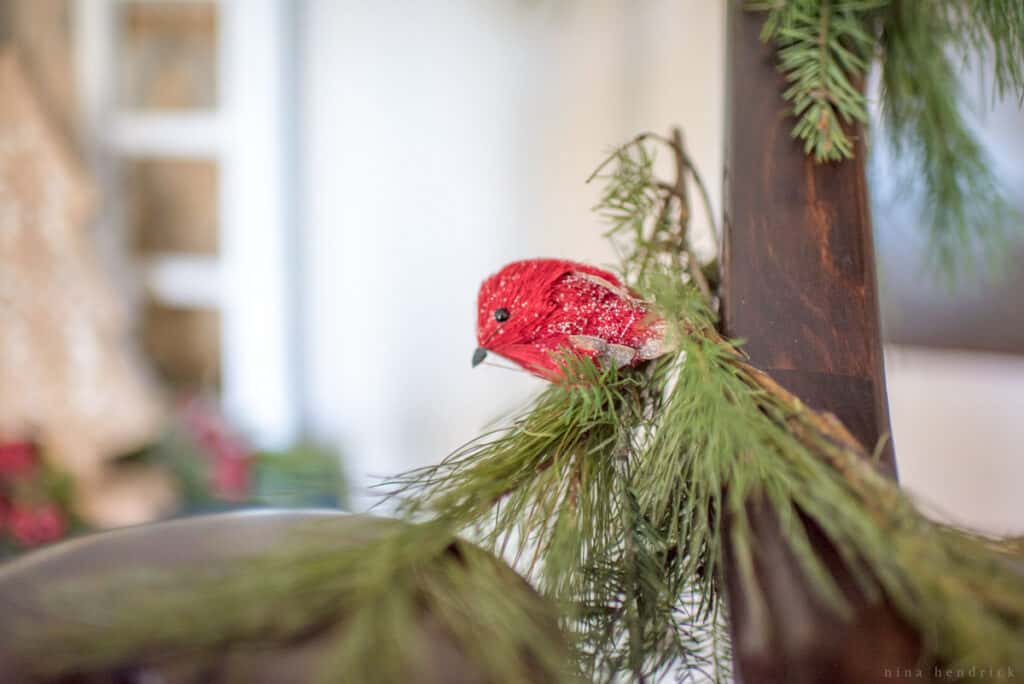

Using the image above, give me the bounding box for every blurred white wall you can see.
[300,0,724,506]
[886,346,1024,535]
[870,54,1024,536]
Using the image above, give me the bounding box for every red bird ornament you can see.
[473,259,669,379]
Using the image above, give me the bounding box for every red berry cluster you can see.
[0,442,67,548]
[180,398,252,501]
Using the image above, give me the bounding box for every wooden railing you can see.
[720,3,930,681]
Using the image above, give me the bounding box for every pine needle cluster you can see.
[876,0,1020,275]
[750,0,886,162]
[390,352,729,682]
[750,0,1024,275]
[589,129,718,300]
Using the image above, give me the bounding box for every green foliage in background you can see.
[749,0,1024,275]
[253,442,349,509]
[126,428,348,512]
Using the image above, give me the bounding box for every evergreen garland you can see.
[3,3,1024,677]
[392,133,1024,680]
[750,0,1024,274]
[13,131,1024,684]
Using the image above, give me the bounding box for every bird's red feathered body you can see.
[475,259,667,379]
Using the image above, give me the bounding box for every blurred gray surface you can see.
[0,510,494,684]
[870,65,1024,356]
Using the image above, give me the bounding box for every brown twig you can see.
[667,129,715,303]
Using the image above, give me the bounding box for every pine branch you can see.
[388,353,722,682]
[878,0,1017,276]
[390,133,1024,680]
[948,0,1024,105]
[751,0,1024,277]
[750,0,887,162]
[654,284,1024,673]
[588,129,717,302]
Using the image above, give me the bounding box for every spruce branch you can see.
[588,128,718,302]
[750,0,1024,277]
[388,352,719,682]
[750,0,886,162]
[878,0,1017,276]
[947,0,1024,106]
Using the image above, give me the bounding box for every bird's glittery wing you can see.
[569,271,644,305]
[568,334,637,368]
[568,270,674,363]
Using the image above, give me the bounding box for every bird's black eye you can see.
[494,307,510,323]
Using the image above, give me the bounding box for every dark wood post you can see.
[720,3,931,682]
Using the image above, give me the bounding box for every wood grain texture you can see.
[721,6,893,470]
[721,3,931,681]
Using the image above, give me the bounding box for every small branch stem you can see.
[621,483,647,684]
[688,251,714,301]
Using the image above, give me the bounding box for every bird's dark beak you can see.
[472,347,487,368]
